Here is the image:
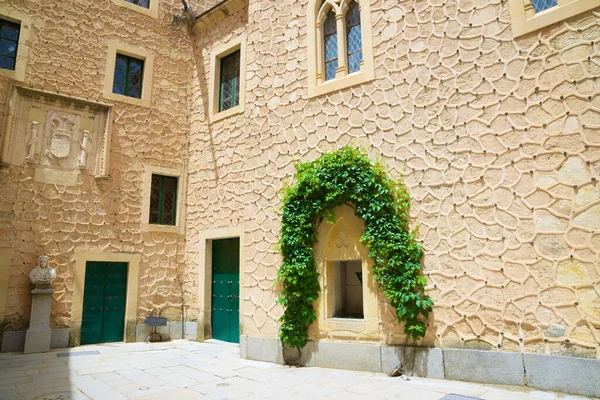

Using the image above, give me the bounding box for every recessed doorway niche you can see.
[332,260,364,319]
[311,204,379,340]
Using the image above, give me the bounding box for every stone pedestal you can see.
[24,288,54,354]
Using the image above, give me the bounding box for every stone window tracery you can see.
[509,0,598,37]
[346,1,362,75]
[323,9,338,82]
[308,0,373,97]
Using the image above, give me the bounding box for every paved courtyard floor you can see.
[0,340,595,400]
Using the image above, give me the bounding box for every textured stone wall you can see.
[188,0,600,357]
[0,0,194,331]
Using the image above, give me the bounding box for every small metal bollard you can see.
[145,317,168,343]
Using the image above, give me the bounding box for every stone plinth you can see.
[24,288,53,354]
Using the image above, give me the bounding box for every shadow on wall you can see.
[188,5,249,185]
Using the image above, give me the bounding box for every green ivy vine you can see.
[276,146,433,348]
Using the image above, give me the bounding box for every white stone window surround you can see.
[103,41,155,108]
[111,0,159,19]
[140,165,186,234]
[208,35,247,123]
[509,0,600,37]
[0,5,32,82]
[307,0,375,98]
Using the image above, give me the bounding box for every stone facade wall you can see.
[188,0,600,358]
[0,0,195,332]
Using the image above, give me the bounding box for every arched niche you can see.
[310,204,379,340]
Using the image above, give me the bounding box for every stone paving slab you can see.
[0,340,596,400]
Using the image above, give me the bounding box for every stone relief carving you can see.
[79,130,90,169]
[29,255,56,289]
[335,231,351,248]
[25,121,39,163]
[0,86,112,179]
[42,111,80,168]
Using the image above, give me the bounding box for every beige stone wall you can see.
[188,1,600,357]
[0,0,194,332]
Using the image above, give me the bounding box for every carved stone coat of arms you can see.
[42,111,80,168]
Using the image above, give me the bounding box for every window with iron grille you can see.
[149,175,177,225]
[0,19,20,71]
[125,0,150,8]
[219,50,240,112]
[112,54,144,99]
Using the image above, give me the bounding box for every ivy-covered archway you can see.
[277,147,433,348]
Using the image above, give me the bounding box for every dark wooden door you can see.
[81,262,128,345]
[211,238,240,343]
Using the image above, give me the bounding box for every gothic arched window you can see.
[308,0,373,97]
[345,1,361,74]
[324,9,338,81]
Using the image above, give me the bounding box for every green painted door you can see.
[81,262,128,345]
[211,238,240,343]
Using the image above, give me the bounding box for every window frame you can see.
[345,1,362,75]
[141,165,186,233]
[331,260,365,319]
[0,19,20,71]
[111,0,159,18]
[218,50,241,113]
[149,174,178,226]
[112,53,145,100]
[308,0,374,98]
[509,0,599,37]
[209,35,247,123]
[323,9,339,82]
[0,6,31,82]
[103,41,154,108]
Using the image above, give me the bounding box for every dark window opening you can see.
[125,0,150,9]
[149,174,177,225]
[0,19,20,71]
[113,54,144,99]
[333,260,363,319]
[219,50,240,112]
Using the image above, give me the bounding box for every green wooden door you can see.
[211,238,240,343]
[81,262,128,345]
